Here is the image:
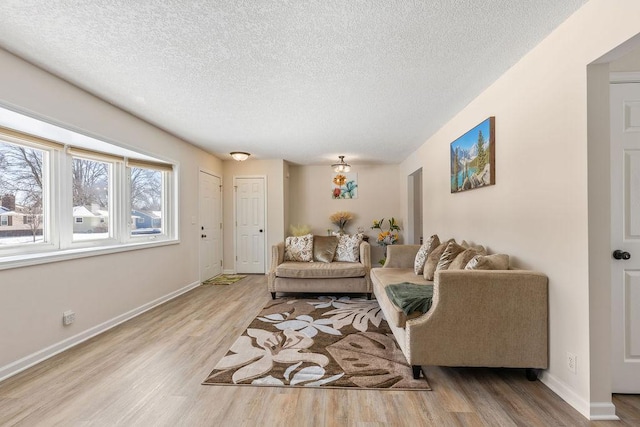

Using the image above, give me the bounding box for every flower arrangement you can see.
[329,211,353,233]
[371,217,400,246]
[375,230,399,246]
[289,224,311,236]
[371,217,401,265]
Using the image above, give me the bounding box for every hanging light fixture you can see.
[331,155,351,173]
[230,151,250,161]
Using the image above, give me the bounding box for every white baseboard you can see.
[0,280,200,383]
[589,402,619,421]
[541,372,619,421]
[223,269,236,275]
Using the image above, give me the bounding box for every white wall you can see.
[288,164,400,264]
[0,49,222,376]
[398,0,640,419]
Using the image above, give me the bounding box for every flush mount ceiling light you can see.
[230,151,250,161]
[331,155,351,173]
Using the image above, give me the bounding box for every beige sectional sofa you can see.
[372,244,548,380]
[268,240,372,299]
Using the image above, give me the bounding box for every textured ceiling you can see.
[0,1,588,165]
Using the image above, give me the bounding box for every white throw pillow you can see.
[284,234,314,262]
[333,234,364,262]
[414,234,440,275]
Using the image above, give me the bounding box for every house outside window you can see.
[0,139,45,246]
[71,156,110,241]
[129,164,168,237]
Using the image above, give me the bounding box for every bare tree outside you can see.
[130,167,162,211]
[0,141,44,244]
[1,140,165,243]
[72,158,108,208]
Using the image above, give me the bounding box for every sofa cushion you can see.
[449,247,487,270]
[461,240,486,252]
[371,267,431,328]
[313,235,339,263]
[423,239,453,280]
[284,234,313,262]
[465,253,510,270]
[334,233,363,262]
[436,241,466,272]
[413,234,440,275]
[276,261,366,279]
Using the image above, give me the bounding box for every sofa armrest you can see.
[383,245,421,269]
[359,241,372,293]
[405,269,548,368]
[267,242,285,292]
[359,241,371,269]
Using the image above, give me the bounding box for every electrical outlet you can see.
[62,310,75,326]
[567,352,577,374]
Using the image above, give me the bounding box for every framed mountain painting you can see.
[450,117,495,193]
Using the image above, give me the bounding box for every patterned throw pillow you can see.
[414,234,440,275]
[436,241,466,272]
[334,234,364,262]
[465,254,510,270]
[284,234,314,262]
[423,239,453,281]
[449,247,487,270]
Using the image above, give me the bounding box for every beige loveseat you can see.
[371,244,548,380]
[268,240,372,299]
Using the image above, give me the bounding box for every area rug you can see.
[202,274,247,285]
[202,296,431,390]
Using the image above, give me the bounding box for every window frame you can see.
[0,115,179,270]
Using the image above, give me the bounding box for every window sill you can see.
[0,238,180,271]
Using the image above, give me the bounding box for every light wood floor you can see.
[1,275,638,426]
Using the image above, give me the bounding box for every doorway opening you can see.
[407,168,423,244]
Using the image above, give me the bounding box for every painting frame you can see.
[331,172,358,199]
[450,116,495,193]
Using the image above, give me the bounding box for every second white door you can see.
[235,177,265,274]
[610,82,640,393]
[199,171,222,282]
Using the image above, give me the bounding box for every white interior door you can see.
[199,171,222,282]
[610,82,640,393]
[235,177,265,274]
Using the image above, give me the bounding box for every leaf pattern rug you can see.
[203,296,431,390]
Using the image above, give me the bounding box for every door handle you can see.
[259,229,263,233]
[613,250,631,260]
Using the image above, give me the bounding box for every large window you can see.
[0,119,177,266]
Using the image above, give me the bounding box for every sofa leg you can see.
[412,365,422,379]
[367,293,372,300]
[525,368,540,381]
[271,292,276,300]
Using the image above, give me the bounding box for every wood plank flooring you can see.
[0,274,638,426]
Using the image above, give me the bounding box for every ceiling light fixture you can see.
[230,151,250,161]
[331,155,351,173]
